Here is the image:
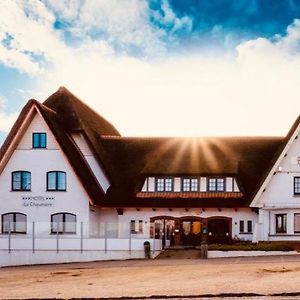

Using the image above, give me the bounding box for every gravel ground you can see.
[1,255,300,299]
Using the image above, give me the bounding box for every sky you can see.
[1,0,300,145]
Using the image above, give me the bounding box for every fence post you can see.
[8,222,11,254]
[80,222,83,253]
[56,221,59,254]
[104,223,107,253]
[152,222,155,255]
[129,222,131,254]
[32,222,35,254]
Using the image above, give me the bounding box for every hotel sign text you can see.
[22,196,55,207]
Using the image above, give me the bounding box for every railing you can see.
[0,221,164,254]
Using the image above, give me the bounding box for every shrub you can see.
[208,242,294,252]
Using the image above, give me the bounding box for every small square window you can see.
[182,179,191,192]
[155,178,173,192]
[32,133,47,148]
[208,178,225,192]
[191,179,199,191]
[156,179,165,192]
[165,179,173,191]
[182,178,199,192]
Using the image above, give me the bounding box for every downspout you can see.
[268,210,271,240]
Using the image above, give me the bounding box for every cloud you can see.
[0,112,18,133]
[1,1,300,138]
[0,96,18,133]
[43,0,169,56]
[34,18,300,137]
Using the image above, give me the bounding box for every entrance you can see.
[207,218,231,244]
[180,218,202,246]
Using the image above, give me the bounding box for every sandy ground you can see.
[2,255,300,299]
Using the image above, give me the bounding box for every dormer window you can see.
[155,178,173,192]
[182,178,199,192]
[208,177,225,192]
[32,132,47,148]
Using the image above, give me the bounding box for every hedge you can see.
[208,242,294,252]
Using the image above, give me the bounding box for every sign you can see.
[22,196,54,207]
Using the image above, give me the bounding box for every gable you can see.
[0,100,107,205]
[17,112,60,150]
[0,114,90,220]
[251,118,300,208]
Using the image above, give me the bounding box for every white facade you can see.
[251,123,300,241]
[2,97,300,267]
[0,109,91,238]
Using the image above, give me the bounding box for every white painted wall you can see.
[0,112,91,237]
[71,133,110,193]
[200,177,206,191]
[0,236,163,267]
[254,133,300,240]
[174,177,181,192]
[117,208,257,241]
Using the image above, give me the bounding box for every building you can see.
[0,87,300,265]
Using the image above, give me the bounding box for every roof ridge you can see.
[43,87,120,136]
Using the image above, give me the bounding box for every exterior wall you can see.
[117,207,257,241]
[258,208,300,241]
[255,133,300,241]
[71,133,110,193]
[0,112,90,237]
[0,237,162,267]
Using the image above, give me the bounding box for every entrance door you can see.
[207,218,231,244]
[180,219,202,245]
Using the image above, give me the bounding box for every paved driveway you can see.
[1,255,300,299]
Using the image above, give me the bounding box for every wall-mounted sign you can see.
[22,196,54,207]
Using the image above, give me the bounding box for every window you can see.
[276,214,287,234]
[239,220,244,233]
[2,213,26,234]
[239,220,252,233]
[182,178,199,192]
[12,171,31,191]
[130,220,143,234]
[47,171,66,191]
[295,214,300,233]
[247,220,252,233]
[294,177,300,195]
[208,177,225,192]
[32,133,47,148]
[138,220,143,233]
[51,213,76,234]
[130,220,136,233]
[155,178,173,192]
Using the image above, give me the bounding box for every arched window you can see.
[12,171,31,191]
[47,171,66,191]
[2,213,27,233]
[51,213,76,234]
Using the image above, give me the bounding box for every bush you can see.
[208,242,294,252]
